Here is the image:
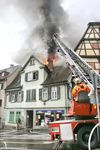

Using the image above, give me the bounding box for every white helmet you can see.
[74,77,82,84]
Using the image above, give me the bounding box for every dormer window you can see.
[25,71,38,82]
[0,71,9,77]
[2,72,5,76]
[30,58,35,66]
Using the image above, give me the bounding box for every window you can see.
[51,87,60,100]
[26,89,36,102]
[2,72,5,76]
[30,58,35,65]
[17,91,23,102]
[39,87,60,101]
[9,91,23,103]
[25,71,38,82]
[51,87,57,100]
[9,91,17,102]
[16,112,21,123]
[9,112,14,123]
[42,88,48,100]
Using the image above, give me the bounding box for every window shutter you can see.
[35,71,38,80]
[32,89,36,100]
[48,87,51,100]
[15,93,17,102]
[57,86,60,99]
[21,91,24,101]
[9,92,11,102]
[25,73,27,81]
[26,90,30,101]
[39,88,42,100]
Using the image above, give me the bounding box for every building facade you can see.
[74,22,100,74]
[0,65,21,128]
[4,55,72,128]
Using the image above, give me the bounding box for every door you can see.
[26,110,33,128]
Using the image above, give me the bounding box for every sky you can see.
[0,0,100,69]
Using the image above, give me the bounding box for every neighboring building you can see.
[0,65,21,128]
[74,22,100,74]
[5,55,72,128]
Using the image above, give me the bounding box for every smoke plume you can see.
[12,0,69,65]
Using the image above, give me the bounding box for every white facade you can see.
[5,56,71,128]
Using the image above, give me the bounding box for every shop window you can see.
[42,88,48,100]
[16,112,21,123]
[26,89,36,102]
[25,71,38,82]
[9,112,14,123]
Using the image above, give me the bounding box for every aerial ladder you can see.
[53,34,100,118]
[49,34,100,149]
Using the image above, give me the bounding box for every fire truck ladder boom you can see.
[53,35,100,90]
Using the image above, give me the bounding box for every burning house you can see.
[4,54,72,128]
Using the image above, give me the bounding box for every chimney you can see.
[47,52,55,72]
[10,64,14,68]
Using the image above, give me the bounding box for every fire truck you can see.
[49,34,100,149]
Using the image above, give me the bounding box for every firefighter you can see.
[72,77,91,101]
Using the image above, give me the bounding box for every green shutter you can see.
[9,112,14,123]
[16,112,21,123]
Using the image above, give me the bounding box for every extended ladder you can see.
[53,35,100,87]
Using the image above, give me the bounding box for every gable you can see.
[74,22,100,73]
[21,55,45,71]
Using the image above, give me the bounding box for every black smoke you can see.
[11,0,69,64]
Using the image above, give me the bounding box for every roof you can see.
[6,73,22,90]
[21,55,44,71]
[42,66,72,86]
[88,22,100,26]
[0,65,21,81]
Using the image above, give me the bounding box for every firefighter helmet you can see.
[74,77,82,84]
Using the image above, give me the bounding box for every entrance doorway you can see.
[26,110,33,128]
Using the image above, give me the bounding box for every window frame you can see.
[42,88,48,100]
[51,87,58,100]
[26,89,36,102]
[25,71,38,82]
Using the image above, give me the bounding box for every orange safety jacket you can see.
[72,82,91,98]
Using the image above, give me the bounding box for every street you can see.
[0,127,54,150]
[0,127,100,150]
